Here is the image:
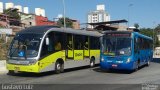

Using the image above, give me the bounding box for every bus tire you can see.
[55,61,64,74]
[146,58,150,66]
[8,70,15,75]
[90,57,95,68]
[135,61,139,71]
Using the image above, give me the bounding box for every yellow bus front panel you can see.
[6,62,39,73]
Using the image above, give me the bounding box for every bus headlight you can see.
[126,58,131,63]
[29,60,37,65]
[101,57,104,62]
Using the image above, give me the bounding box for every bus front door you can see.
[84,37,90,58]
[67,35,74,59]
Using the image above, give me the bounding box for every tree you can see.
[3,8,20,20]
[140,27,160,47]
[134,23,139,29]
[57,17,73,28]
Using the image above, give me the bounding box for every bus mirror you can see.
[46,37,49,45]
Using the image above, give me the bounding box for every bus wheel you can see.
[8,70,15,75]
[55,61,64,74]
[90,57,95,68]
[135,61,139,71]
[146,60,150,66]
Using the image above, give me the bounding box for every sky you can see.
[0,0,160,28]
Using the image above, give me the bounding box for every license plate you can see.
[14,67,20,71]
[112,64,117,67]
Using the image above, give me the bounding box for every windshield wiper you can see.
[10,44,20,58]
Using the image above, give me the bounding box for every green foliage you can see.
[3,8,20,20]
[57,17,73,28]
[139,28,154,38]
[140,27,160,47]
[0,38,12,60]
[134,23,139,29]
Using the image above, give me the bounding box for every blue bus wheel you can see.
[135,61,139,71]
[146,60,150,66]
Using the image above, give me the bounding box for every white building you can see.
[87,4,110,28]
[24,7,29,14]
[14,5,22,12]
[41,9,45,17]
[0,2,3,13]
[35,8,45,17]
[5,2,14,9]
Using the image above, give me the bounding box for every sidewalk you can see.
[0,60,8,74]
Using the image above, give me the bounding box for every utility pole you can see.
[62,0,66,29]
[128,4,133,27]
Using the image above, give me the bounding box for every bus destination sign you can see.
[106,33,131,37]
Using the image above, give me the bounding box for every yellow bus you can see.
[6,26,102,74]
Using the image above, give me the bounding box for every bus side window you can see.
[67,34,73,50]
[53,32,65,52]
[40,38,49,57]
[74,35,84,50]
[90,36,99,49]
[134,37,138,53]
[84,36,89,49]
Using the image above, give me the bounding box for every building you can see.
[0,2,3,13]
[0,14,21,27]
[23,7,29,14]
[87,19,128,31]
[20,13,36,27]
[5,2,14,9]
[35,15,56,26]
[20,13,56,27]
[87,4,110,28]
[70,19,80,29]
[35,8,45,17]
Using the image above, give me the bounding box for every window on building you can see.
[29,22,32,25]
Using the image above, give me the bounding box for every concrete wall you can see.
[0,60,7,73]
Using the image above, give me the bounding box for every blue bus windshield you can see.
[102,37,131,56]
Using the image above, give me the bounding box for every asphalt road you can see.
[0,58,160,90]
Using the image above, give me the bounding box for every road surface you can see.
[0,58,160,90]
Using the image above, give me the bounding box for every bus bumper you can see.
[100,61,134,70]
[6,63,39,73]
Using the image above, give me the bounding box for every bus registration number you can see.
[112,64,117,67]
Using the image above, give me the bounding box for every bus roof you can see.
[17,25,102,37]
[102,30,153,40]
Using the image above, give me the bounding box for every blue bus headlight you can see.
[126,58,131,63]
[101,57,104,62]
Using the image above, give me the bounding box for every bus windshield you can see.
[9,33,42,58]
[102,37,131,56]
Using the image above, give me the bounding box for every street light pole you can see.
[128,4,133,27]
[153,22,156,51]
[62,0,66,29]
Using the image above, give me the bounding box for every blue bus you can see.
[100,31,153,71]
